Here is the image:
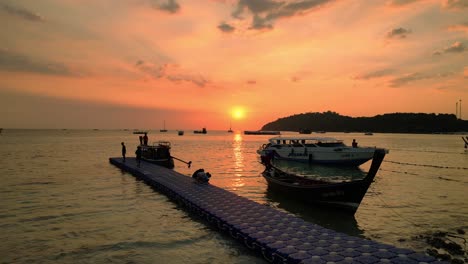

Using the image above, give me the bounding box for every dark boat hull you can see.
[263,175,371,213]
[261,149,386,214]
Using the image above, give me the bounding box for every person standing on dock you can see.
[143,133,148,145]
[352,139,358,148]
[121,142,126,162]
[135,146,142,167]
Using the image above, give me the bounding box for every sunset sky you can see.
[0,0,467,130]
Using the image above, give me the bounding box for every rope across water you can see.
[383,160,468,170]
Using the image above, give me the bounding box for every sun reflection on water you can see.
[231,133,245,190]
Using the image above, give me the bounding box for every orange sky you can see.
[0,0,467,130]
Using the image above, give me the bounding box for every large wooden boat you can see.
[260,148,386,214]
[140,141,174,169]
[257,136,388,166]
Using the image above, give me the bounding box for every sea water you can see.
[0,129,466,263]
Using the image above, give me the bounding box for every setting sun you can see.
[231,107,245,120]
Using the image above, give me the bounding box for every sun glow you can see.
[231,107,245,120]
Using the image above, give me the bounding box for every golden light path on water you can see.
[232,133,245,190]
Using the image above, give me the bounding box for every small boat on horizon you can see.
[160,120,167,132]
[133,130,148,134]
[194,128,207,134]
[228,120,233,133]
[257,136,388,166]
[260,148,387,214]
[178,130,184,136]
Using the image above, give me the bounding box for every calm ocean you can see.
[1,129,467,263]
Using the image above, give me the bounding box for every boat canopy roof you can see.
[141,141,171,148]
[267,136,343,143]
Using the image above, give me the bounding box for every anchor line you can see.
[379,168,419,176]
[383,160,468,170]
[374,194,424,228]
[389,148,459,154]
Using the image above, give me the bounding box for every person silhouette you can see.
[135,146,142,167]
[121,142,126,162]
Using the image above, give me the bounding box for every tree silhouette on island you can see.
[261,111,468,134]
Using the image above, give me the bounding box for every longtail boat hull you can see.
[261,148,386,214]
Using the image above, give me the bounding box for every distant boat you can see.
[364,132,373,135]
[178,130,184,136]
[244,130,280,135]
[160,121,167,132]
[228,121,233,133]
[194,128,207,134]
[133,131,147,134]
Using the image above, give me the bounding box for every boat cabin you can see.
[141,141,171,159]
[266,137,347,149]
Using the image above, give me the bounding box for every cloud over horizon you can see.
[433,41,466,55]
[0,49,76,76]
[150,0,181,13]
[386,27,412,39]
[231,0,336,30]
[355,69,395,80]
[0,3,44,22]
[135,60,208,87]
[218,22,236,33]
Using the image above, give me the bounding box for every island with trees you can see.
[261,111,468,134]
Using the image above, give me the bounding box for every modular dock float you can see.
[109,157,444,264]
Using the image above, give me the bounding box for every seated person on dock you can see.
[352,139,358,148]
[192,168,211,183]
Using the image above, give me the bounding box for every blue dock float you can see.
[109,157,444,264]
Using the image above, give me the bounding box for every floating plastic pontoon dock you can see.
[109,157,444,264]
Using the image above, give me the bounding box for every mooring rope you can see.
[383,160,468,170]
[389,148,460,155]
[379,168,419,176]
[373,194,424,227]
